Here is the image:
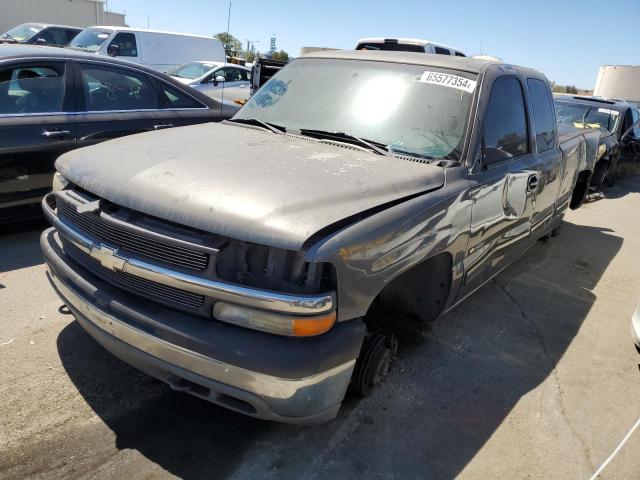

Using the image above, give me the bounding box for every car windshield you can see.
[68,28,113,52]
[166,62,218,79]
[235,58,477,159]
[554,100,621,135]
[1,23,43,41]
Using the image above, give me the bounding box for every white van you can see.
[355,38,465,57]
[68,27,226,72]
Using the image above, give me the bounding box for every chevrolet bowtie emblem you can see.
[89,243,126,271]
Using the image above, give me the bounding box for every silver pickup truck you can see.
[41,51,599,424]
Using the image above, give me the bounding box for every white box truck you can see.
[68,27,225,72]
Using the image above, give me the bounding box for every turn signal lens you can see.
[292,312,336,337]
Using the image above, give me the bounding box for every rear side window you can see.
[109,32,137,57]
[454,52,466,57]
[631,109,640,138]
[483,76,528,161]
[527,78,556,153]
[434,46,451,55]
[64,29,80,44]
[34,28,69,46]
[0,64,65,114]
[160,83,204,109]
[80,65,158,111]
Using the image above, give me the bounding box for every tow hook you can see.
[351,332,398,396]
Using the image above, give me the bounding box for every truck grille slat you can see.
[57,200,209,271]
[64,242,205,310]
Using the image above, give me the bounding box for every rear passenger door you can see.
[74,62,179,148]
[0,61,75,211]
[525,78,563,234]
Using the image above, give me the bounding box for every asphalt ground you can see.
[1,178,639,480]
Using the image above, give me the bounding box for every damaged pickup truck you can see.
[41,51,599,423]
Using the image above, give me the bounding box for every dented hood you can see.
[56,122,445,250]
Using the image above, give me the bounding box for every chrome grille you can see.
[57,199,209,272]
[64,242,205,310]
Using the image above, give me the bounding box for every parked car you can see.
[554,95,640,187]
[68,27,225,72]
[355,37,465,56]
[0,23,82,47]
[41,50,598,424]
[0,44,233,223]
[167,61,252,103]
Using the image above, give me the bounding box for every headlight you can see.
[212,302,336,337]
[52,172,70,192]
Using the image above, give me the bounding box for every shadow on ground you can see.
[0,218,48,275]
[43,220,621,479]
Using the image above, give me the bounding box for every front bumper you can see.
[42,228,364,423]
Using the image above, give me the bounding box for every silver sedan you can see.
[167,61,252,104]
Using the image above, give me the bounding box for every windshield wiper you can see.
[1,33,16,42]
[298,129,391,156]
[389,148,435,161]
[227,118,285,134]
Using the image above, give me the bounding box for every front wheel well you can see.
[367,252,453,327]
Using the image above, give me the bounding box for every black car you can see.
[0,23,82,47]
[554,95,640,187]
[0,44,234,223]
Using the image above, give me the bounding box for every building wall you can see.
[0,0,126,33]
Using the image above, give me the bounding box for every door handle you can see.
[527,174,539,192]
[42,129,70,139]
[153,123,174,130]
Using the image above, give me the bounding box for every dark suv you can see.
[554,95,640,187]
[0,23,82,47]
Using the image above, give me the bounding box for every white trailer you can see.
[68,27,226,72]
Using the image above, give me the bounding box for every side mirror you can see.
[483,146,512,166]
[213,75,225,86]
[107,44,119,57]
[35,37,47,45]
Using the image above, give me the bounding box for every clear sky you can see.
[106,0,639,89]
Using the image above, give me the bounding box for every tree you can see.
[244,51,256,63]
[214,32,242,57]
[271,50,290,62]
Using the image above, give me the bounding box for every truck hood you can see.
[56,122,445,251]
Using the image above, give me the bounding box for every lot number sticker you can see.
[598,108,619,116]
[418,71,477,93]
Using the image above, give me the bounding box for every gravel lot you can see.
[1,178,640,480]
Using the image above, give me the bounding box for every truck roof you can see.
[301,49,535,76]
[356,37,460,51]
[554,94,632,112]
[14,23,82,30]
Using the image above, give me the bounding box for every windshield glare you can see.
[555,100,620,135]
[2,23,43,41]
[235,59,476,159]
[166,62,218,79]
[69,28,113,51]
